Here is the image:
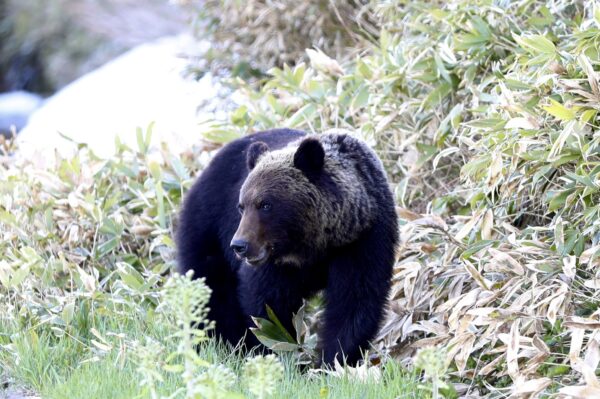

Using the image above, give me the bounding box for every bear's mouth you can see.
[244,245,275,266]
[244,247,270,266]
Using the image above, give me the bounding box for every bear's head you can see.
[230,138,326,266]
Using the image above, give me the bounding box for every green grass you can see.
[0,314,424,399]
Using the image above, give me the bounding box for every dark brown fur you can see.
[177,128,398,366]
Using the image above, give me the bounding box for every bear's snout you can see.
[230,239,249,256]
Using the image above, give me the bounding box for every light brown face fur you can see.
[233,157,319,266]
[231,201,269,265]
[233,132,385,267]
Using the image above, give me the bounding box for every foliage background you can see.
[3,0,600,397]
[196,0,600,396]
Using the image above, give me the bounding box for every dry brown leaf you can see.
[562,255,576,279]
[487,248,525,276]
[509,377,551,398]
[532,335,550,354]
[558,385,600,398]
[446,333,476,375]
[481,209,494,240]
[420,243,437,254]
[410,335,450,349]
[561,359,600,398]
[413,214,449,231]
[406,320,449,336]
[521,353,549,377]
[487,152,503,188]
[583,279,600,289]
[306,49,344,77]
[462,260,492,291]
[507,320,520,382]
[131,224,155,237]
[569,328,585,368]
[580,245,600,269]
[455,333,476,375]
[505,117,539,130]
[455,211,482,241]
[564,317,600,330]
[579,55,600,98]
[547,293,566,326]
[479,354,503,375]
[446,288,483,330]
[584,333,600,372]
[467,307,526,326]
[67,224,80,243]
[579,358,600,388]
[396,207,420,221]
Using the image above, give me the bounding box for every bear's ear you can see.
[246,141,270,170]
[293,138,324,178]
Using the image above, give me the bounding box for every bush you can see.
[187,0,376,76]
[0,131,287,398]
[0,129,421,397]
[199,0,600,396]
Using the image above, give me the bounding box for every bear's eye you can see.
[237,204,244,214]
[259,201,272,212]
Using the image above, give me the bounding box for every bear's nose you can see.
[230,239,249,256]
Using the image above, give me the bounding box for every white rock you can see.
[17,35,231,163]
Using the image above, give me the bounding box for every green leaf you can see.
[547,189,575,212]
[293,303,307,344]
[96,236,119,258]
[285,103,317,128]
[454,33,488,51]
[581,109,597,124]
[162,364,184,373]
[350,85,370,111]
[144,121,154,151]
[514,34,556,55]
[250,315,297,351]
[423,81,452,108]
[545,364,570,377]
[230,105,249,125]
[542,99,575,121]
[169,155,189,181]
[9,265,30,287]
[461,240,496,258]
[265,304,296,343]
[136,127,146,154]
[464,118,506,129]
[116,262,144,290]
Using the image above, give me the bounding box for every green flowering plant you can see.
[243,354,284,399]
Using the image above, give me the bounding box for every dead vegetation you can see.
[198,0,600,396]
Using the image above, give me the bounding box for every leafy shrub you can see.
[2,129,409,396]
[0,131,287,398]
[186,0,376,76]
[199,0,600,396]
[136,272,284,399]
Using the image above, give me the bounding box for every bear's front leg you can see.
[320,222,396,366]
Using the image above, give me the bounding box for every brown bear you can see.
[176,128,398,366]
